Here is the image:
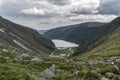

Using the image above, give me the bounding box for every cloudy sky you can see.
[0,0,119,30]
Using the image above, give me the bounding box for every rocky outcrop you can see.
[34,64,56,80]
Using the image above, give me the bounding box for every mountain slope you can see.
[74,17,120,56]
[44,22,106,45]
[44,17,120,56]
[0,16,55,55]
[76,24,120,57]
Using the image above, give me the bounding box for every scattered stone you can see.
[101,77,110,80]
[104,57,114,64]
[15,53,30,60]
[4,57,10,60]
[42,64,56,79]
[115,59,120,62]
[105,72,114,78]
[71,69,80,76]
[113,65,120,75]
[42,69,55,79]
[44,61,53,64]
[35,64,56,80]
[49,64,55,74]
[2,49,9,53]
[114,75,120,80]
[59,54,66,57]
[31,57,43,63]
[25,66,33,70]
[34,77,47,80]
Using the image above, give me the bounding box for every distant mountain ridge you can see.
[0,16,55,55]
[43,22,105,45]
[38,30,48,34]
[74,16,120,56]
[43,22,106,48]
[44,17,120,56]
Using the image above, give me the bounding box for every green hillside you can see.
[78,26,120,58]
[0,16,120,80]
[44,22,106,45]
[0,16,55,55]
[73,16,120,56]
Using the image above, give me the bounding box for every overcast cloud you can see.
[0,0,119,30]
[98,0,120,14]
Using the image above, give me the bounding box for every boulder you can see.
[34,77,47,80]
[25,66,33,70]
[101,77,110,80]
[15,53,30,60]
[31,57,43,63]
[113,65,120,75]
[43,69,55,79]
[105,72,114,78]
[49,64,55,74]
[73,70,80,76]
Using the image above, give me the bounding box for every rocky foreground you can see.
[0,47,120,80]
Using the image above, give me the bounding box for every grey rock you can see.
[15,53,30,60]
[101,77,110,80]
[31,57,43,63]
[73,70,80,76]
[115,59,120,62]
[49,64,55,74]
[34,77,47,80]
[2,49,9,53]
[43,69,55,79]
[105,72,114,78]
[4,57,10,60]
[25,66,33,70]
[113,65,120,75]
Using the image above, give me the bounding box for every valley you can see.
[0,16,120,80]
[1,0,120,80]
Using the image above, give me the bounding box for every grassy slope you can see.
[71,16,120,56]
[0,34,120,80]
[0,45,50,80]
[0,16,55,54]
[44,22,106,45]
[79,26,120,57]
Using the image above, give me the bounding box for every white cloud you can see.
[20,4,72,16]
[21,7,45,15]
[20,0,100,16]
[98,0,120,14]
[0,0,3,8]
[70,0,100,14]
[1,0,120,29]
[69,14,117,22]
[0,0,2,4]
[1,0,119,16]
